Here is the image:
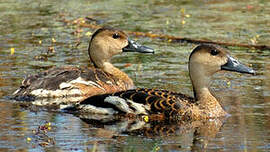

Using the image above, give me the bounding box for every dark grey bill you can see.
[221,55,255,75]
[122,39,154,54]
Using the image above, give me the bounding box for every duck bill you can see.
[122,39,154,54]
[221,55,255,75]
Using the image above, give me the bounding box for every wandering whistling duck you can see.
[12,27,154,102]
[71,44,255,120]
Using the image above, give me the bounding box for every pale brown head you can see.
[188,44,255,100]
[189,44,228,77]
[189,44,255,77]
[88,27,154,68]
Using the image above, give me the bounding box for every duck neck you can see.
[190,70,213,102]
[189,64,226,117]
[88,44,134,89]
[102,62,134,89]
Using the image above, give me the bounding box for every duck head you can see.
[188,44,255,100]
[88,27,154,67]
[189,44,255,77]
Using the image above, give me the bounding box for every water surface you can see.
[0,0,269,151]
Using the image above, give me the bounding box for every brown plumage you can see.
[12,27,154,103]
[71,44,255,120]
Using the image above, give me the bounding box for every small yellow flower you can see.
[52,38,56,43]
[85,31,92,37]
[39,40,42,44]
[47,127,51,131]
[142,115,149,122]
[168,39,172,43]
[181,20,186,25]
[10,48,15,55]
[250,49,256,53]
[250,38,257,45]
[155,146,160,151]
[27,137,32,142]
[185,14,191,18]
[45,122,51,127]
[227,81,231,87]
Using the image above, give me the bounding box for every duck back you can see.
[13,66,130,102]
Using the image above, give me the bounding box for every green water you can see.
[0,0,269,151]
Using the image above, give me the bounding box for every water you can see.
[0,0,270,151]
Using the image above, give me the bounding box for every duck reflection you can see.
[76,113,226,151]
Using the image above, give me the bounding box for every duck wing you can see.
[70,88,194,118]
[12,66,128,102]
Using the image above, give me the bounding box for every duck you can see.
[12,27,154,102]
[69,44,255,120]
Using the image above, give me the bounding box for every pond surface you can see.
[0,0,270,151]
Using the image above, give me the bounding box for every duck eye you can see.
[112,33,120,39]
[210,49,219,56]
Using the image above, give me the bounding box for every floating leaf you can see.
[124,63,132,68]
[180,8,185,14]
[247,5,254,10]
[39,142,49,147]
[48,47,55,53]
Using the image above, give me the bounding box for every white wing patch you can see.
[104,96,150,115]
[126,99,150,115]
[32,96,84,106]
[30,88,82,97]
[64,96,150,115]
[60,77,105,91]
[12,88,21,95]
[30,77,106,98]
[77,104,117,115]
[104,96,133,113]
